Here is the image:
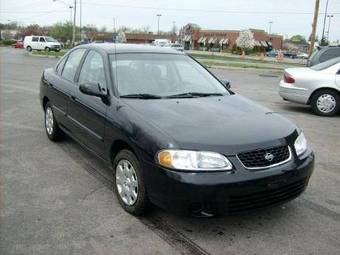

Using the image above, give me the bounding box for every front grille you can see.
[226,179,306,213]
[237,145,291,169]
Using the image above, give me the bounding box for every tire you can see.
[26,46,32,52]
[310,89,340,116]
[45,47,50,52]
[113,149,149,215]
[44,102,63,141]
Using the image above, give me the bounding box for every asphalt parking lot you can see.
[0,47,339,255]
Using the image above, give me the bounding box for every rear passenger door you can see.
[53,48,86,131]
[67,50,109,157]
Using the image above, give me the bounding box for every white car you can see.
[24,36,61,52]
[279,57,340,116]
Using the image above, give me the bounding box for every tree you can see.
[49,22,73,42]
[236,30,255,52]
[21,24,43,36]
[290,34,307,44]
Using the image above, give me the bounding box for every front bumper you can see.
[279,80,310,104]
[143,149,314,215]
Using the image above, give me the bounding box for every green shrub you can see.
[0,39,16,46]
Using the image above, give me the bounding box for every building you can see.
[179,23,283,51]
[87,31,176,44]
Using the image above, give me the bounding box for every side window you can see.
[78,50,106,90]
[32,37,39,42]
[320,48,340,62]
[39,37,45,42]
[61,49,86,82]
[56,56,67,75]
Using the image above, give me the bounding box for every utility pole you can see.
[321,0,330,43]
[309,0,320,58]
[156,14,162,35]
[72,0,76,46]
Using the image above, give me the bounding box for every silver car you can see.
[279,57,340,116]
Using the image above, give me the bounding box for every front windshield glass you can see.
[110,53,228,97]
[311,57,340,71]
[45,36,58,42]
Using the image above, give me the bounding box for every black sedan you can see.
[40,43,314,216]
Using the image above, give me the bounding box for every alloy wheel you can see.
[115,159,139,206]
[45,107,54,135]
[316,94,336,113]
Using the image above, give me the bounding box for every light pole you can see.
[321,0,330,42]
[69,6,73,24]
[268,21,273,34]
[52,0,76,45]
[156,14,162,35]
[326,14,334,41]
[79,0,82,41]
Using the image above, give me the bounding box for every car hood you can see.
[123,95,297,154]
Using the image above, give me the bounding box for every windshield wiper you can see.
[165,92,224,98]
[120,93,163,99]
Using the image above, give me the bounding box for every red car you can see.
[14,40,24,49]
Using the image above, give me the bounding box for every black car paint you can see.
[40,44,314,215]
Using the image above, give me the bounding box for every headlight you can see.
[157,150,232,171]
[294,132,308,156]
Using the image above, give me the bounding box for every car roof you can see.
[76,43,184,55]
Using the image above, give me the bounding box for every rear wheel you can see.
[44,102,63,141]
[113,150,149,215]
[311,89,339,116]
[26,46,32,52]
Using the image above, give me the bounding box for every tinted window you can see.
[62,49,86,82]
[39,37,45,42]
[111,53,228,96]
[320,48,340,63]
[311,57,340,71]
[56,56,67,75]
[32,37,39,42]
[78,50,106,89]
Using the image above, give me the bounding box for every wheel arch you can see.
[307,87,340,105]
[42,96,49,110]
[110,139,138,164]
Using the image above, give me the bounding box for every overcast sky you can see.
[1,0,340,41]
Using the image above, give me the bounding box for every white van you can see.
[24,36,62,52]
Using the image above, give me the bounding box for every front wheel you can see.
[45,47,50,52]
[113,150,149,215]
[311,89,339,116]
[44,102,63,141]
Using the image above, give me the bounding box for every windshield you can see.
[45,36,58,42]
[110,53,228,97]
[311,57,340,71]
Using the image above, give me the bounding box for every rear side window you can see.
[61,49,86,82]
[320,48,340,63]
[56,56,67,75]
[32,37,39,42]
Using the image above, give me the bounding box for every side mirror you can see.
[221,80,231,90]
[79,82,108,100]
